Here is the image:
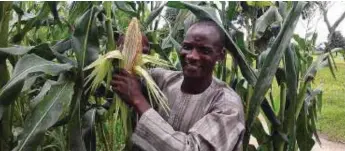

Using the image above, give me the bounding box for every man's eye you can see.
[200,47,211,54]
[182,45,192,50]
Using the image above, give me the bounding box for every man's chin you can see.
[182,70,201,78]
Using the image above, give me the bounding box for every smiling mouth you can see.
[185,63,200,70]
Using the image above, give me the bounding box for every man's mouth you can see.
[185,63,200,71]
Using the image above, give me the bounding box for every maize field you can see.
[0,1,344,151]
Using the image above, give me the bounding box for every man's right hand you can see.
[110,69,151,115]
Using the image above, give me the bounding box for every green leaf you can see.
[11,2,51,43]
[82,108,97,151]
[0,43,55,60]
[327,56,337,79]
[12,3,24,16]
[170,9,189,38]
[0,54,73,119]
[251,117,270,144]
[283,45,299,133]
[30,80,57,108]
[247,1,274,8]
[227,1,238,20]
[52,39,72,53]
[261,99,281,126]
[72,6,100,69]
[0,46,35,56]
[255,6,283,39]
[246,1,306,132]
[21,73,42,92]
[316,91,322,113]
[277,2,289,19]
[304,88,322,106]
[68,1,92,24]
[160,15,182,51]
[282,45,300,150]
[68,6,101,150]
[13,81,74,151]
[293,34,306,50]
[51,39,77,66]
[144,2,165,29]
[303,48,344,82]
[235,32,258,61]
[296,102,315,151]
[114,1,138,17]
[47,1,59,20]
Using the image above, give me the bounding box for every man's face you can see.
[180,24,223,79]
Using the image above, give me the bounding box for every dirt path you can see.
[249,133,345,151]
[312,134,345,151]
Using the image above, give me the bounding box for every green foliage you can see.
[14,80,74,151]
[314,58,345,142]
[0,1,344,151]
[0,54,73,119]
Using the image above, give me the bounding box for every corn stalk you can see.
[0,2,13,151]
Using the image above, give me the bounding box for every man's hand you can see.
[110,69,151,115]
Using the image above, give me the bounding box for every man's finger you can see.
[113,74,127,82]
[111,80,126,87]
[119,69,132,77]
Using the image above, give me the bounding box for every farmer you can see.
[111,19,245,151]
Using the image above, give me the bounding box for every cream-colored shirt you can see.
[132,68,245,151]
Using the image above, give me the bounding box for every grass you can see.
[268,55,345,143]
[314,55,345,143]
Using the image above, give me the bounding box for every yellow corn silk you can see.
[83,17,171,147]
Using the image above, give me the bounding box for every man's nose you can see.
[186,49,200,60]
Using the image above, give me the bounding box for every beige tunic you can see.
[132,68,245,151]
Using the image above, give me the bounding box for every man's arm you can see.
[111,69,245,151]
[132,96,245,151]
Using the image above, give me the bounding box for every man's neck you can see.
[181,75,213,94]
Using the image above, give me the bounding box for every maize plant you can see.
[84,17,171,149]
[166,1,345,151]
[0,1,345,151]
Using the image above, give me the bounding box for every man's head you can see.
[180,20,226,79]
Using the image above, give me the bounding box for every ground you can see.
[314,55,345,143]
[251,55,345,150]
[312,133,345,151]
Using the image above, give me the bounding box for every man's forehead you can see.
[185,24,222,44]
[187,23,219,34]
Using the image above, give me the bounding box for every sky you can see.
[294,1,345,45]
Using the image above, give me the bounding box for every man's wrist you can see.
[133,96,151,115]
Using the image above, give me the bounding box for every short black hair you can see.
[189,19,226,48]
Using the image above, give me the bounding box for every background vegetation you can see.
[0,1,344,151]
[314,56,345,143]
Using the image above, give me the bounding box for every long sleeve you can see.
[132,97,245,151]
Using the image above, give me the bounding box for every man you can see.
[111,20,245,151]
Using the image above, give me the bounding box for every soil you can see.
[311,133,345,151]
